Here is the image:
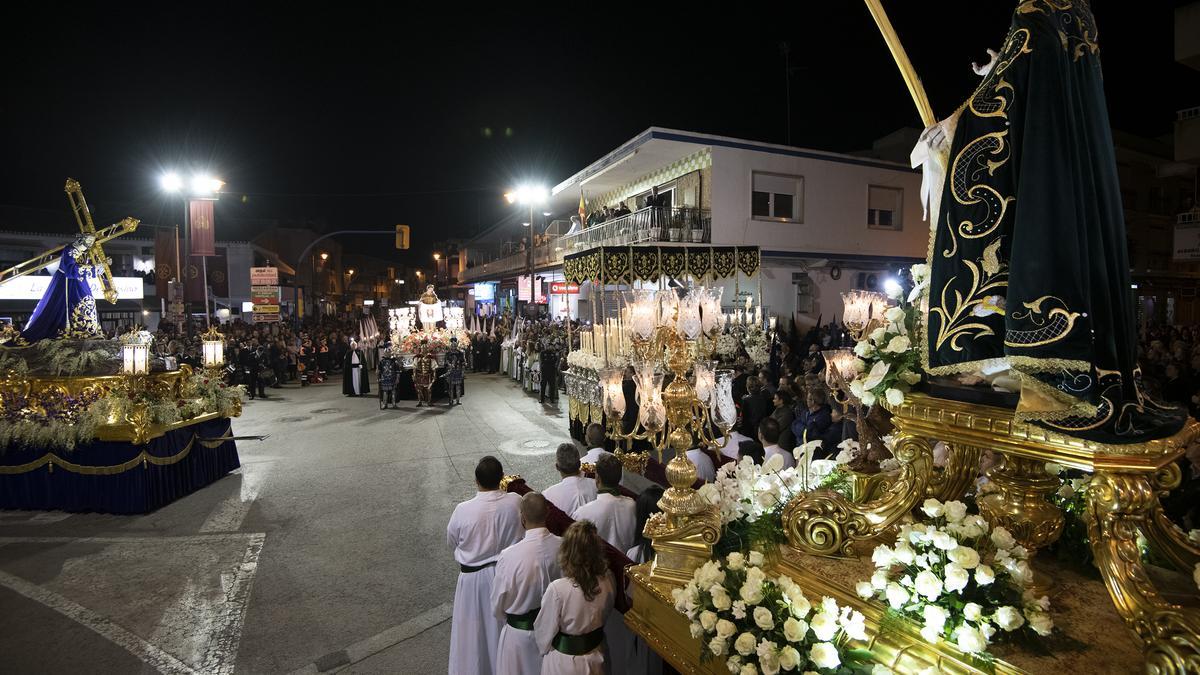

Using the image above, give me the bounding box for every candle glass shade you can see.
[693,360,716,406]
[711,369,737,430]
[677,290,703,340]
[822,349,856,383]
[769,315,778,332]
[602,368,626,418]
[657,290,679,329]
[625,290,659,340]
[700,287,723,336]
[638,379,666,435]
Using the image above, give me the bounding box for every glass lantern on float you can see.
[610,285,735,476]
[841,289,889,341]
[417,284,444,329]
[201,326,225,373]
[120,329,152,376]
[822,349,858,406]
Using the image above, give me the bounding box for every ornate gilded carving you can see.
[926,443,984,502]
[977,454,1064,556]
[498,474,522,492]
[615,450,649,475]
[783,434,934,557]
[1086,470,1200,671]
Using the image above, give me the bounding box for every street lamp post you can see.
[505,185,548,312]
[160,171,223,332]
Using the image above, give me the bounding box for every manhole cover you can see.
[522,440,550,449]
[278,416,312,423]
[311,408,342,414]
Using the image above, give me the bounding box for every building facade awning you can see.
[563,245,759,284]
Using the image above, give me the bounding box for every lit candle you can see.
[754,307,762,325]
[745,295,753,311]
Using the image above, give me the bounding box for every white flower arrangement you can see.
[857,498,1053,655]
[848,263,925,408]
[674,551,874,674]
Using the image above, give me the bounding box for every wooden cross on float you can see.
[0,178,140,304]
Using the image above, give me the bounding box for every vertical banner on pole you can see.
[154,227,175,297]
[189,199,215,256]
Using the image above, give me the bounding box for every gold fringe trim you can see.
[0,430,233,476]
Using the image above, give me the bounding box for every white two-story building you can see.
[461,127,925,328]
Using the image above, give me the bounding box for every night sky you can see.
[2,2,1196,265]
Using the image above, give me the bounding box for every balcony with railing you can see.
[461,206,711,282]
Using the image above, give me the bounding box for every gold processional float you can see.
[0,179,240,449]
[553,3,1200,673]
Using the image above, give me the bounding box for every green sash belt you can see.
[505,608,539,631]
[552,627,604,655]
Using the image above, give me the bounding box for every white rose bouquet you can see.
[674,551,875,674]
[848,264,926,408]
[857,498,1053,656]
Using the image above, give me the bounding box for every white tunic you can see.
[446,490,523,675]
[534,574,616,675]
[573,493,636,553]
[717,431,752,460]
[491,528,562,675]
[686,449,716,483]
[764,444,796,470]
[580,448,614,465]
[349,350,363,394]
[543,475,598,518]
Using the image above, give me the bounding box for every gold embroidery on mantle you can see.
[1005,295,1083,348]
[929,256,1008,353]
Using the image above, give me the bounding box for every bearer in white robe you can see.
[580,423,614,466]
[573,455,636,553]
[571,455,638,674]
[446,456,523,675]
[543,443,597,518]
[491,493,562,675]
[534,521,616,675]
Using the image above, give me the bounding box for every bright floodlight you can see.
[191,175,225,194]
[161,172,183,192]
[505,185,549,205]
[883,278,903,298]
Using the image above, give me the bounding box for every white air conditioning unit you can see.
[855,272,880,291]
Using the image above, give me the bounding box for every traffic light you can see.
[395,224,410,250]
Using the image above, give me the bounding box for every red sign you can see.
[189,199,215,256]
[550,282,579,294]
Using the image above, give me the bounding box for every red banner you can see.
[550,281,579,294]
[189,199,215,256]
[185,255,205,302]
[154,227,176,297]
[208,248,229,297]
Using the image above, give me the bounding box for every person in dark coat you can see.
[488,337,501,373]
[792,388,833,450]
[770,390,797,452]
[820,407,858,459]
[240,342,267,399]
[738,376,771,439]
[1162,363,1192,405]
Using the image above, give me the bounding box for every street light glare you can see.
[160,172,183,192]
[320,252,329,261]
[191,175,225,195]
[433,253,441,260]
[505,185,549,205]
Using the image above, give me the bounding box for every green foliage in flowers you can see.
[817,467,855,499]
[714,504,788,559]
[37,339,118,376]
[1044,468,1097,575]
